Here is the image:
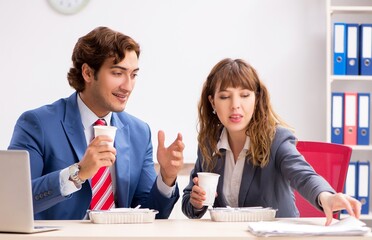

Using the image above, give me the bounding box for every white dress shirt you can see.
[217,128,250,208]
[59,94,175,199]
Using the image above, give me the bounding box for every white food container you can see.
[209,207,277,222]
[89,208,158,224]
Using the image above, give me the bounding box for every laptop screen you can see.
[0,150,41,233]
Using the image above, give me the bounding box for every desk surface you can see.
[0,218,371,240]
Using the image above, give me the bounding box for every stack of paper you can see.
[247,217,371,237]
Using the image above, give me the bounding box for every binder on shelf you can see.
[357,161,370,215]
[344,162,358,199]
[360,24,372,75]
[333,23,347,75]
[344,92,358,145]
[346,24,359,75]
[331,92,344,144]
[357,93,370,145]
[342,162,358,214]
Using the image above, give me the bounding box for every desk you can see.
[0,218,371,240]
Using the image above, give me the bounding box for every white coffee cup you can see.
[197,172,220,206]
[93,126,117,146]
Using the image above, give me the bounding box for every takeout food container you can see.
[209,207,277,222]
[88,208,158,224]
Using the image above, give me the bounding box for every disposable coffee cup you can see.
[197,172,220,206]
[93,126,117,146]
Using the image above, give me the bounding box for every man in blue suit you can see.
[8,26,185,220]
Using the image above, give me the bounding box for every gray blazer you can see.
[182,127,335,219]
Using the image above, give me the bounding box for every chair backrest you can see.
[295,141,352,218]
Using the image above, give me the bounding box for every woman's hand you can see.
[319,192,362,226]
[190,177,207,209]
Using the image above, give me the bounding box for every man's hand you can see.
[78,135,117,180]
[157,130,184,186]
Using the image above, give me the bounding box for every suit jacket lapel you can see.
[214,153,225,193]
[214,151,227,207]
[111,114,131,207]
[238,156,257,206]
[62,93,87,162]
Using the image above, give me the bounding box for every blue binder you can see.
[342,162,358,214]
[357,93,370,145]
[333,23,347,75]
[344,162,358,199]
[360,24,372,75]
[331,92,344,144]
[357,161,370,214]
[346,24,359,75]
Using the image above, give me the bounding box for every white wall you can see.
[0,0,327,163]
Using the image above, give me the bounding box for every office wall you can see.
[0,0,326,163]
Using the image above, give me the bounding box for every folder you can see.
[357,93,370,145]
[344,162,358,198]
[357,161,370,214]
[342,162,358,214]
[331,92,344,144]
[344,92,358,145]
[346,24,359,75]
[333,23,347,75]
[360,24,372,75]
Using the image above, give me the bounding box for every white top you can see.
[217,128,250,207]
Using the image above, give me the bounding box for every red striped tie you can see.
[90,119,115,210]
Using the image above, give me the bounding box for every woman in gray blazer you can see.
[182,58,361,226]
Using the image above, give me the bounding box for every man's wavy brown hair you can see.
[67,26,140,92]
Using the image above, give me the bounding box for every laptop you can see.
[0,150,59,233]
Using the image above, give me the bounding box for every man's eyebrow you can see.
[111,66,140,72]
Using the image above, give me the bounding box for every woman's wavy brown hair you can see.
[198,58,290,171]
[67,26,140,92]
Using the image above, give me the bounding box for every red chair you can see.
[295,141,352,218]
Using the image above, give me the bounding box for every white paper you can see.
[247,217,371,237]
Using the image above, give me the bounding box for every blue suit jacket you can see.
[182,127,335,219]
[9,92,179,220]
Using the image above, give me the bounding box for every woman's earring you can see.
[213,109,216,114]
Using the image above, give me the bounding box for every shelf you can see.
[326,0,372,222]
[330,6,372,14]
[330,75,372,82]
[348,145,372,151]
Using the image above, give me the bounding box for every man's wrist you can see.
[159,169,176,187]
[68,163,85,186]
[156,175,176,198]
